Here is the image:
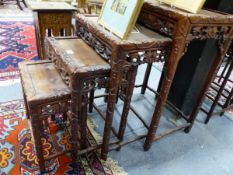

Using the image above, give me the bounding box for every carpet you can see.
[0,16,39,78]
[0,97,126,175]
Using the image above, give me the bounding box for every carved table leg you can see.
[141,63,152,94]
[118,65,138,141]
[144,54,180,151]
[89,89,94,113]
[31,114,46,172]
[101,48,124,160]
[70,79,79,167]
[80,91,89,148]
[142,21,190,150]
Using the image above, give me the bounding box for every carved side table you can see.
[137,2,233,150]
[45,37,111,165]
[28,1,76,59]
[76,14,172,159]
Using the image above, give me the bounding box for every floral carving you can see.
[138,12,175,37]
[188,26,231,40]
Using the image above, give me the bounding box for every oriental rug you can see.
[0,16,39,79]
[0,98,126,175]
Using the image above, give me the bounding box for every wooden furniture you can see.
[27,1,76,59]
[76,0,86,7]
[76,14,172,159]
[165,0,233,118]
[45,37,111,165]
[202,43,233,123]
[137,2,233,150]
[19,60,71,173]
[0,0,27,10]
[87,0,103,14]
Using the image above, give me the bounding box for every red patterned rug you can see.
[0,99,126,175]
[0,17,39,78]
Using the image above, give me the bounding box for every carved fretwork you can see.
[127,49,168,66]
[46,38,71,86]
[76,23,170,70]
[41,101,71,116]
[82,77,109,93]
[138,11,175,37]
[188,26,231,41]
[77,25,112,62]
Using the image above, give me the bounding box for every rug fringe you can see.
[102,158,128,175]
[87,117,103,144]
[87,117,128,175]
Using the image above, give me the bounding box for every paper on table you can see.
[157,0,206,13]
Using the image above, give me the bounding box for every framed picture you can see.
[156,0,206,13]
[98,0,144,39]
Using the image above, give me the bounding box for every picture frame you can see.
[156,0,206,14]
[98,0,144,39]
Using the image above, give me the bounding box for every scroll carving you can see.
[138,12,175,37]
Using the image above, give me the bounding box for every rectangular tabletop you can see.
[143,2,233,24]
[27,1,76,11]
[76,14,172,50]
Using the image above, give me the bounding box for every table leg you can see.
[144,56,180,151]
[205,58,233,124]
[220,86,233,116]
[31,115,46,172]
[101,48,124,160]
[89,89,94,113]
[118,66,138,141]
[16,0,23,10]
[70,80,80,167]
[22,0,27,7]
[141,63,152,94]
[80,92,88,148]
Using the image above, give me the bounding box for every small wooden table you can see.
[137,2,233,150]
[27,1,76,59]
[76,14,173,159]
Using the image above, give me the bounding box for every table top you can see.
[143,2,233,24]
[19,61,71,105]
[28,1,76,11]
[76,14,172,51]
[47,37,110,74]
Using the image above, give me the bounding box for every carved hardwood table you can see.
[137,2,233,150]
[76,14,173,159]
[28,1,76,59]
[45,36,111,166]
